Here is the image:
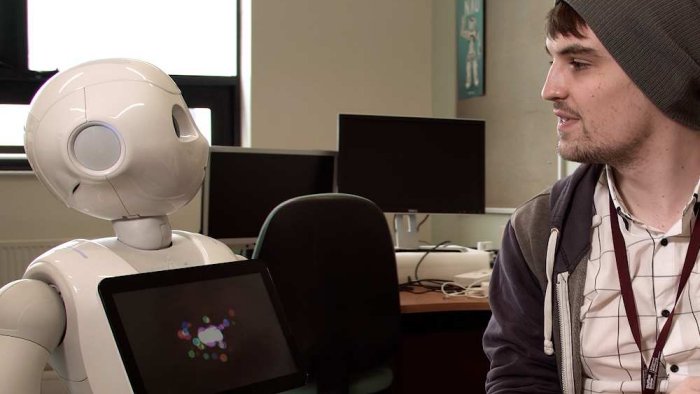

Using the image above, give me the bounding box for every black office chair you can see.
[252,193,401,394]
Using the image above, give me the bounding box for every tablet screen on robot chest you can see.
[98,259,305,394]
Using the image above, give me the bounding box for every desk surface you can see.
[399,287,490,313]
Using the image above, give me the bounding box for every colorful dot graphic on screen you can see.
[177,309,237,362]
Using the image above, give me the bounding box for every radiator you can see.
[0,239,64,287]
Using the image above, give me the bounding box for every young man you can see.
[482,1,700,393]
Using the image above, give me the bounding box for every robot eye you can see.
[171,105,198,140]
[173,115,181,138]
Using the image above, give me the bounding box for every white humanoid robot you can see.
[0,59,243,393]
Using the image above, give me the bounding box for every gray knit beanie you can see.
[562,0,700,131]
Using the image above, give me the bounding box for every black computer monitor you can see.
[336,114,485,248]
[202,147,336,246]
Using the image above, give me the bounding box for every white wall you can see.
[242,0,433,151]
[456,0,556,209]
[429,0,555,249]
[0,173,201,241]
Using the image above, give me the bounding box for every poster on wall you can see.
[457,0,484,99]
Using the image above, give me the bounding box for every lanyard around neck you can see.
[609,195,700,393]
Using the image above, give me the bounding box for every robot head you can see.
[25,58,209,221]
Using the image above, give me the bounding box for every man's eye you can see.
[570,60,589,70]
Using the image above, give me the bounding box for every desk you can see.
[399,289,489,313]
[395,288,491,393]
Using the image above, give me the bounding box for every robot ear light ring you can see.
[68,121,125,175]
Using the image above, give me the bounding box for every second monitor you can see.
[336,114,485,249]
[202,147,336,247]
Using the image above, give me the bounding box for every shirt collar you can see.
[604,165,700,235]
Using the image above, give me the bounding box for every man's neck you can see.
[611,127,700,232]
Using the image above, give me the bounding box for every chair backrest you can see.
[252,193,401,391]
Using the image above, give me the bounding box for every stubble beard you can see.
[556,121,651,169]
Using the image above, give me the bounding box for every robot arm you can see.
[0,279,66,393]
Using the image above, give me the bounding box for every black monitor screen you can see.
[337,114,485,214]
[98,260,305,394]
[202,147,336,244]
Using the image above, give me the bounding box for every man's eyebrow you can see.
[545,43,599,57]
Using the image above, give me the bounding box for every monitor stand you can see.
[394,212,419,250]
[393,213,469,253]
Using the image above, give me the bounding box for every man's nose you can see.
[541,66,566,101]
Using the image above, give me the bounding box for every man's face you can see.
[542,25,660,166]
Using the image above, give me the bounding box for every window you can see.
[0,0,240,171]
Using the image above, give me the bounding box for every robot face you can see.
[25,59,209,220]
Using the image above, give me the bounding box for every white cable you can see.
[440,280,488,299]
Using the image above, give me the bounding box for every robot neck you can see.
[112,216,172,250]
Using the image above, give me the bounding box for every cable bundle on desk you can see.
[440,280,488,299]
[397,240,488,299]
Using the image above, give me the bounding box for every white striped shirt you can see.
[580,166,700,393]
